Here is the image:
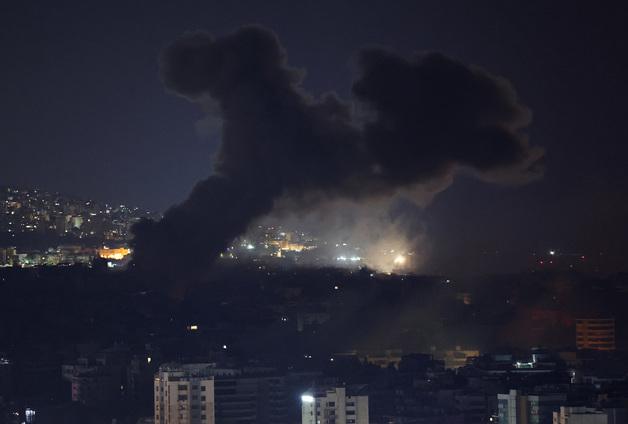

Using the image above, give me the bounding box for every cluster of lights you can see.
[335,255,361,262]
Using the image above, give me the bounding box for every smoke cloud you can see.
[131,25,543,278]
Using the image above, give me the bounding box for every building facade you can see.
[576,319,615,351]
[553,407,608,424]
[302,386,369,424]
[498,390,566,424]
[214,373,288,424]
[154,364,215,424]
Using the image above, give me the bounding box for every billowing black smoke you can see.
[131,25,543,278]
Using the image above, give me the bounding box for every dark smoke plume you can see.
[131,25,543,278]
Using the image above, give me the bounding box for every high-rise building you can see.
[154,364,215,424]
[497,390,566,424]
[0,356,13,397]
[0,247,16,267]
[302,386,369,424]
[25,408,36,424]
[54,215,69,235]
[553,407,608,424]
[214,373,288,423]
[528,393,568,424]
[576,319,615,351]
[62,347,129,407]
[454,392,489,424]
[498,390,528,424]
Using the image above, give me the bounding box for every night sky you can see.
[2,1,627,274]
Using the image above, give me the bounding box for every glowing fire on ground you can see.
[98,247,131,260]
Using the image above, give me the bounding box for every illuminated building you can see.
[553,406,615,424]
[576,319,615,351]
[154,363,215,424]
[498,390,566,424]
[497,390,527,424]
[98,246,131,260]
[25,408,36,424]
[301,387,369,424]
[1,185,154,243]
[71,215,83,229]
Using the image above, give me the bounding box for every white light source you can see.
[549,250,556,256]
[393,255,406,266]
[25,408,36,424]
[301,394,315,403]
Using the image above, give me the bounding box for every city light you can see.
[301,394,315,403]
[25,408,36,424]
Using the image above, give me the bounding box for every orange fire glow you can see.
[98,247,131,260]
